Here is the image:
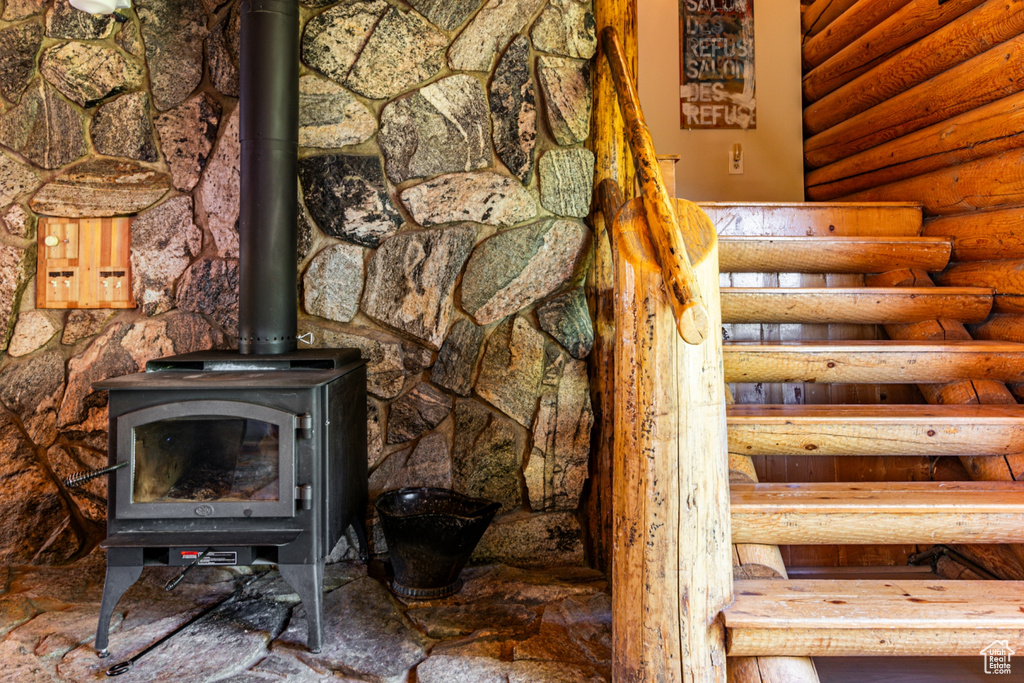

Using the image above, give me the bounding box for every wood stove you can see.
[92,350,368,655]
[86,0,370,658]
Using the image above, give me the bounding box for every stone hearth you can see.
[0,552,610,682]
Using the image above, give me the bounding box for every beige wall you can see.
[638,0,804,201]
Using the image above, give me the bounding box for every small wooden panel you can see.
[726,579,1024,656]
[721,287,992,324]
[37,216,135,309]
[731,481,1024,544]
[724,340,1024,384]
[719,235,951,273]
[729,403,1024,456]
[700,202,923,237]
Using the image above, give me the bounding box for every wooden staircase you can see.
[711,202,1024,659]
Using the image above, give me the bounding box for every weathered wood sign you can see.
[680,0,756,129]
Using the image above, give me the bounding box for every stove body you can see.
[93,349,368,654]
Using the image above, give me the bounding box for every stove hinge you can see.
[295,413,313,439]
[295,484,313,510]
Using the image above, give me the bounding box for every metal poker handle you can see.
[64,462,127,488]
[164,548,211,592]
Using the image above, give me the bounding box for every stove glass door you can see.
[116,400,297,519]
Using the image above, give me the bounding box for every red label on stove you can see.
[179,551,237,565]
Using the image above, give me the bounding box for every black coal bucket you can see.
[374,487,500,599]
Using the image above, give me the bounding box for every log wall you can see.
[804,0,1024,213]
[802,1,1024,361]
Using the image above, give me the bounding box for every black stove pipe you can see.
[237,0,298,355]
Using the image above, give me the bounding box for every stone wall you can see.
[0,0,596,566]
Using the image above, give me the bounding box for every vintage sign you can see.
[679,0,756,130]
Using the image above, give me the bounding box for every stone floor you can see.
[0,551,611,682]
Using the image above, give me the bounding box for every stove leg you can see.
[95,562,143,657]
[352,517,369,563]
[279,561,324,653]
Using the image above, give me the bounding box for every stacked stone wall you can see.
[0,0,597,566]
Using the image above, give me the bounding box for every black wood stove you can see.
[86,0,369,657]
[93,350,368,655]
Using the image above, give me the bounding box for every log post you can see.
[610,196,731,682]
[585,0,637,580]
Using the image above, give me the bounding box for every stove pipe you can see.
[237,0,298,355]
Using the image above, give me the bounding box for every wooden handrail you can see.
[601,26,711,345]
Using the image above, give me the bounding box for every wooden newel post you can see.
[608,187,732,682]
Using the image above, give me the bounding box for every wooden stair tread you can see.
[731,482,1024,545]
[698,202,923,237]
[725,339,1024,351]
[721,287,992,324]
[724,340,1024,384]
[719,235,952,273]
[728,403,1024,456]
[726,579,1024,656]
[728,403,1024,423]
[726,579,1024,630]
[732,481,1024,509]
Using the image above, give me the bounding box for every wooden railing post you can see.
[604,179,732,682]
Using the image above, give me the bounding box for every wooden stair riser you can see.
[721,287,992,324]
[719,236,951,273]
[724,342,1024,384]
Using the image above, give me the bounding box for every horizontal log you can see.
[719,236,950,273]
[726,579,1024,656]
[720,287,992,324]
[728,403,1024,456]
[807,92,1024,200]
[805,0,1024,135]
[937,259,1024,294]
[731,481,1024,545]
[842,148,1024,214]
[700,202,922,236]
[923,205,1024,261]
[805,33,1024,169]
[802,0,859,37]
[970,313,1024,343]
[803,0,987,103]
[802,0,913,70]
[995,295,1024,313]
[723,340,1024,384]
